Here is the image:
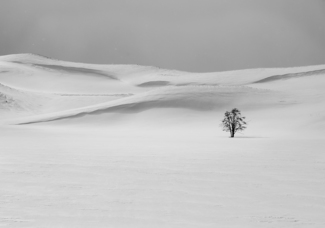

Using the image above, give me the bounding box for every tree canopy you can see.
[221,108,247,137]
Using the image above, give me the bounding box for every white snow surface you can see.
[0,54,325,227]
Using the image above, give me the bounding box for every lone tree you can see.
[221,108,247,138]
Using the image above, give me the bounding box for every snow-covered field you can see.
[0,54,324,227]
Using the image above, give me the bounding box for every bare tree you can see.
[221,108,247,137]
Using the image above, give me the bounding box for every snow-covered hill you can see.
[0,53,324,133]
[1,54,325,228]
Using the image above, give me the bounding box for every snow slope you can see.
[1,53,324,137]
[1,53,325,132]
[0,54,325,227]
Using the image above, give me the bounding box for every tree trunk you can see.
[230,124,235,138]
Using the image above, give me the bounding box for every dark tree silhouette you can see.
[221,108,247,138]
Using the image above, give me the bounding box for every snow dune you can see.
[1,53,324,132]
[0,54,325,227]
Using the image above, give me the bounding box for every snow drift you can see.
[0,53,324,137]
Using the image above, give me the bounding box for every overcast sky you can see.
[1,0,325,72]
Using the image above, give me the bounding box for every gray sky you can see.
[1,0,325,72]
